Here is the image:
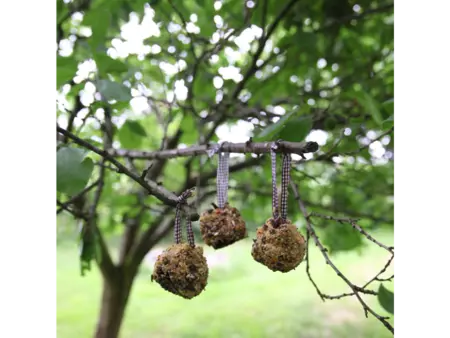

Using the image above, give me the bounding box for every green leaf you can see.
[382,116,394,130]
[79,222,96,276]
[83,7,111,52]
[279,115,313,142]
[219,0,248,28]
[386,138,394,154]
[378,283,394,314]
[382,98,394,116]
[294,32,317,52]
[352,90,383,127]
[321,222,363,253]
[324,117,337,131]
[57,147,94,195]
[97,79,132,102]
[180,115,198,144]
[57,0,69,23]
[162,160,187,191]
[118,120,148,148]
[110,100,131,113]
[57,56,78,88]
[131,0,153,11]
[127,120,147,136]
[94,54,128,77]
[253,111,296,141]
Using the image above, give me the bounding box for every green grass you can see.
[57,230,394,338]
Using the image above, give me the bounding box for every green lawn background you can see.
[57,229,394,338]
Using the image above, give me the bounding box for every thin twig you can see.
[56,180,99,214]
[375,274,394,282]
[291,182,394,334]
[308,213,394,253]
[305,229,325,301]
[57,126,199,220]
[85,105,116,278]
[330,254,394,300]
[231,183,392,224]
[305,199,393,224]
[232,0,300,99]
[57,200,87,220]
[291,167,321,184]
[315,3,394,33]
[88,162,105,219]
[362,254,395,289]
[323,287,378,300]
[260,0,269,34]
[94,161,120,172]
[319,128,346,159]
[167,0,197,60]
[317,127,394,160]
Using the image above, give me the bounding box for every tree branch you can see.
[56,180,99,214]
[57,200,87,219]
[63,93,83,143]
[321,253,394,301]
[291,182,394,334]
[130,186,214,268]
[304,198,393,224]
[305,229,325,301]
[130,158,260,264]
[110,141,319,160]
[118,197,147,265]
[362,254,395,289]
[167,0,198,60]
[315,3,394,33]
[57,126,199,220]
[260,0,269,35]
[316,127,394,161]
[308,213,394,253]
[231,0,300,99]
[86,106,116,278]
[120,128,185,265]
[130,144,254,270]
[88,160,115,278]
[231,183,393,225]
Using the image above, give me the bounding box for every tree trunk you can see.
[95,267,134,338]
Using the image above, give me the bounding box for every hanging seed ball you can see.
[151,243,209,299]
[251,218,306,273]
[199,203,247,249]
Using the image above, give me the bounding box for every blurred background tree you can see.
[56,0,394,337]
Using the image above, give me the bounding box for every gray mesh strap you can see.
[271,146,279,219]
[217,152,230,208]
[280,153,291,221]
[186,216,195,247]
[173,188,194,244]
[174,204,182,244]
